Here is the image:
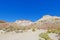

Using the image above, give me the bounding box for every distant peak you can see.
[0,20,6,23]
[15,20,33,26]
[35,15,60,23]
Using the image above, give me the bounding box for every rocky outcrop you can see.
[34,15,60,29]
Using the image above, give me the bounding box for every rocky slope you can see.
[34,15,60,29]
[0,15,60,31]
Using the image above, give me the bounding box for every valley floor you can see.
[0,29,59,40]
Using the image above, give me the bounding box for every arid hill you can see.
[0,15,60,32]
[0,20,6,23]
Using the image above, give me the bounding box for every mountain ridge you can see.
[0,15,60,31]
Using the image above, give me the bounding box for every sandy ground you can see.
[0,29,59,40]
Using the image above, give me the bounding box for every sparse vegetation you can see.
[47,29,60,34]
[32,28,36,32]
[39,33,51,40]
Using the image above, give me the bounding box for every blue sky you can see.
[0,0,60,22]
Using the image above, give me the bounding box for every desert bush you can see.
[47,29,60,34]
[32,28,36,32]
[39,33,51,40]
